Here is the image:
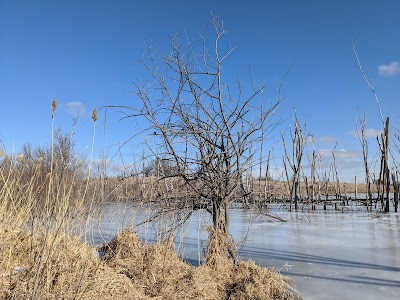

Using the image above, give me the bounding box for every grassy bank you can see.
[0,117,301,299]
[0,221,301,299]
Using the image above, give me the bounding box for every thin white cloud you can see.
[318,149,360,159]
[336,149,361,159]
[305,135,337,145]
[378,61,400,76]
[349,128,381,139]
[65,102,85,116]
[317,136,337,145]
[363,128,382,138]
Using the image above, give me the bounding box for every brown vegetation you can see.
[1,226,300,299]
[0,99,301,299]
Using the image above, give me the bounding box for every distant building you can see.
[143,158,179,177]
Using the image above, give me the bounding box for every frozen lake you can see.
[88,203,400,300]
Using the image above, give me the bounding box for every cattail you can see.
[17,154,24,161]
[36,157,43,172]
[51,98,58,114]
[91,108,98,122]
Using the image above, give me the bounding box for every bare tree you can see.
[377,117,390,212]
[356,114,373,211]
[305,137,318,209]
[392,170,399,213]
[281,112,307,210]
[331,144,341,201]
[116,15,282,234]
[353,44,394,212]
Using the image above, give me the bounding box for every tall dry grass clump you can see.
[203,229,301,300]
[0,99,119,299]
[0,229,146,300]
[99,228,301,300]
[102,229,201,299]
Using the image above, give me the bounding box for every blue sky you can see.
[1,0,399,181]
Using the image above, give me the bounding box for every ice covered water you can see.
[232,209,400,300]
[89,203,400,300]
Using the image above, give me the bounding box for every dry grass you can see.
[0,154,301,300]
[250,180,380,199]
[0,143,145,299]
[101,228,301,300]
[0,147,301,299]
[0,228,145,300]
[0,100,301,299]
[0,226,301,300]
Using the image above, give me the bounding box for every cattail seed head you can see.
[37,157,43,170]
[91,108,98,122]
[51,98,58,114]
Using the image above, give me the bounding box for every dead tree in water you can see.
[353,44,393,212]
[393,128,400,212]
[377,117,390,212]
[310,149,317,203]
[391,170,399,212]
[282,114,307,210]
[116,15,282,234]
[264,150,272,202]
[322,164,333,210]
[305,144,317,209]
[356,114,373,211]
[331,145,341,201]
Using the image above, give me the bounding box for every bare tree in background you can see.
[377,117,390,212]
[353,43,394,213]
[282,112,307,210]
[331,144,341,201]
[306,138,318,209]
[117,15,282,234]
[356,114,373,211]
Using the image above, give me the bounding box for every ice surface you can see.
[90,203,400,300]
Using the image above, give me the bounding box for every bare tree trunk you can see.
[392,171,399,213]
[311,150,316,206]
[384,118,390,212]
[281,115,307,211]
[282,156,291,209]
[385,168,390,212]
[377,118,390,212]
[224,198,230,232]
[332,146,341,200]
[354,176,357,201]
[264,150,271,203]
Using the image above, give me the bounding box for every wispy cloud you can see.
[317,136,337,145]
[348,128,381,139]
[302,149,364,181]
[65,102,85,116]
[305,135,337,145]
[378,61,400,76]
[318,149,360,159]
